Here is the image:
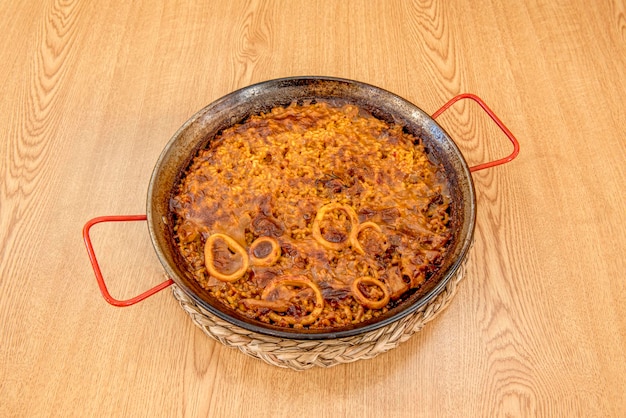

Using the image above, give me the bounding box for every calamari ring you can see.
[241,298,289,312]
[249,236,281,266]
[261,275,324,325]
[351,276,391,309]
[311,202,360,252]
[351,221,383,255]
[204,233,249,282]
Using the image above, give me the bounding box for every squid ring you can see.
[262,275,324,326]
[204,233,249,282]
[351,276,391,310]
[241,298,290,312]
[249,236,281,266]
[311,202,360,252]
[351,221,383,255]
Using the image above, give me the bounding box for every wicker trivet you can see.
[172,256,467,370]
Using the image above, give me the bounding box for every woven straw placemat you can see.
[172,256,467,371]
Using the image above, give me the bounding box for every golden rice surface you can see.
[170,101,451,329]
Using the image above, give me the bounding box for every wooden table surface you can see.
[2,1,625,416]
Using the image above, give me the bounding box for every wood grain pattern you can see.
[1,0,625,416]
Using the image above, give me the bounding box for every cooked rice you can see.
[170,101,451,329]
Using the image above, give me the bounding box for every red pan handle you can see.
[432,93,520,172]
[83,215,174,307]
